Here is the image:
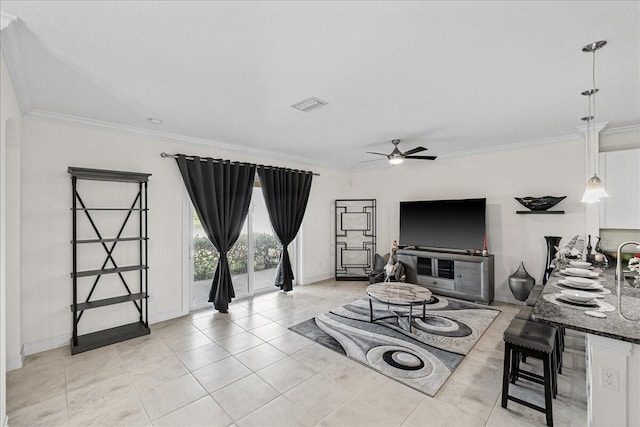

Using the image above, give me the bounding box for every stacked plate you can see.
[569,261,592,269]
[561,276,603,290]
[560,266,600,279]
[558,289,600,306]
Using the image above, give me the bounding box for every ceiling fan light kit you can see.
[580,40,610,204]
[365,139,437,166]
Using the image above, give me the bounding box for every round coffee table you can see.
[366,283,433,332]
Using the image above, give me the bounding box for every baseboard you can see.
[148,308,187,325]
[6,346,25,371]
[299,273,332,285]
[20,309,187,357]
[23,334,69,357]
[3,414,9,427]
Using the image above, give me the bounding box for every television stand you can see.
[397,248,494,304]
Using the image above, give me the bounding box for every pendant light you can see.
[580,40,609,204]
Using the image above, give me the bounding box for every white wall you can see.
[17,117,343,352]
[345,139,587,303]
[1,50,23,425]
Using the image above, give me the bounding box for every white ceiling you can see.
[1,1,638,170]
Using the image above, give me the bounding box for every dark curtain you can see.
[257,167,313,291]
[176,155,256,312]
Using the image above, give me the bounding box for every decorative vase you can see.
[543,236,562,285]
[509,262,535,301]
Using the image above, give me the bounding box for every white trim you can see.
[5,347,24,372]
[148,308,187,325]
[437,132,580,160]
[22,334,68,357]
[3,414,8,427]
[26,110,319,168]
[601,123,640,136]
[588,333,633,356]
[0,12,18,30]
[298,273,332,285]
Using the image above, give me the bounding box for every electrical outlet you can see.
[600,366,620,392]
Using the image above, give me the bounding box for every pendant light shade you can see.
[580,40,609,204]
[581,175,609,204]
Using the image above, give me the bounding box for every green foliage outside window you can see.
[193,233,281,281]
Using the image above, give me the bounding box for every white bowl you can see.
[569,261,592,269]
[560,289,597,303]
[564,268,599,278]
[565,276,598,286]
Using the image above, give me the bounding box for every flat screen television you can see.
[399,198,486,252]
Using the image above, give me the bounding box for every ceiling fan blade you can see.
[358,158,385,164]
[365,152,390,156]
[404,155,438,160]
[403,146,428,156]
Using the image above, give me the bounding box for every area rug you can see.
[289,296,500,396]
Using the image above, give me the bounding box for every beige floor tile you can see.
[401,395,485,427]
[259,307,295,322]
[7,394,69,427]
[177,342,231,371]
[201,322,247,341]
[211,373,280,420]
[436,376,500,422]
[6,366,67,413]
[232,313,274,330]
[69,393,150,427]
[317,359,380,394]
[65,354,128,392]
[153,395,233,427]
[216,331,265,354]
[152,318,199,339]
[161,330,213,353]
[192,356,252,393]
[192,314,235,331]
[234,343,287,371]
[291,342,347,373]
[268,331,314,355]
[319,396,406,427]
[256,356,316,393]
[67,373,137,419]
[284,373,357,425]
[236,396,311,427]
[248,322,289,341]
[128,354,190,392]
[139,373,207,420]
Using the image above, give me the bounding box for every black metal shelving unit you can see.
[68,167,151,354]
[335,199,376,280]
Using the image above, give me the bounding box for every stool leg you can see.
[552,348,558,399]
[502,343,511,408]
[543,352,554,427]
[510,349,519,384]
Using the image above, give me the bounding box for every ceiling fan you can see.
[365,139,437,165]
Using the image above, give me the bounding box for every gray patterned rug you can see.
[289,296,500,396]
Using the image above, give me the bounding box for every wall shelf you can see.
[69,166,151,355]
[516,211,565,215]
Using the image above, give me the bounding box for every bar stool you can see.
[502,318,557,427]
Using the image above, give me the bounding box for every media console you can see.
[397,248,494,304]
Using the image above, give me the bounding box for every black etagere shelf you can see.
[69,167,151,355]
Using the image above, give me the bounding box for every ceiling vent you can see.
[291,97,328,112]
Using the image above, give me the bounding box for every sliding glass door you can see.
[189,183,293,310]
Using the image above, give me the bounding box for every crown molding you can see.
[601,123,640,135]
[438,132,580,160]
[26,109,323,169]
[1,17,33,114]
[576,121,609,136]
[0,12,17,30]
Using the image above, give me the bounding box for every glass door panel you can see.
[191,212,249,308]
[252,186,278,292]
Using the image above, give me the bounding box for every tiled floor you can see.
[6,280,588,426]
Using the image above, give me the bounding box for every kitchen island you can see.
[532,267,640,427]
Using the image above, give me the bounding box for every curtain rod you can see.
[160,152,320,176]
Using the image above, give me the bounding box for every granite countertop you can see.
[532,266,640,344]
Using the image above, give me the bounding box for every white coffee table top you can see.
[366,283,432,305]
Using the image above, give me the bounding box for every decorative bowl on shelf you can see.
[515,196,566,211]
